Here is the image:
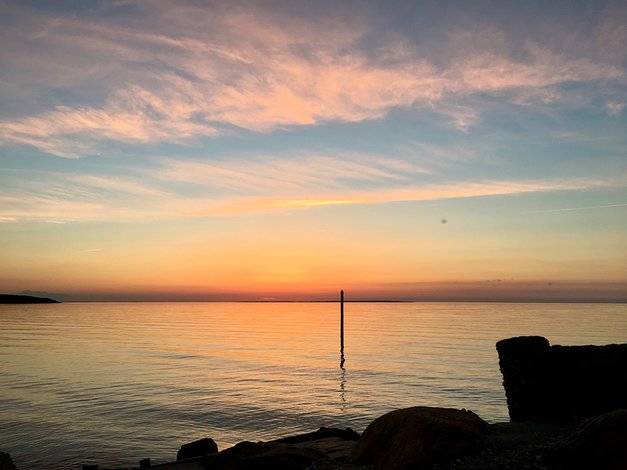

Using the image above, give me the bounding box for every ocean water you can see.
[0,301,625,469]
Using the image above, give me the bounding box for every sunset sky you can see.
[1,0,626,301]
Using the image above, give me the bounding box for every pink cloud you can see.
[0,2,624,157]
[605,101,625,117]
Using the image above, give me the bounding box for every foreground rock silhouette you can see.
[350,407,488,470]
[0,452,17,470]
[496,336,627,421]
[208,441,326,470]
[177,438,218,461]
[205,427,359,470]
[545,409,627,470]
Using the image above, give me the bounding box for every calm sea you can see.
[1,301,625,469]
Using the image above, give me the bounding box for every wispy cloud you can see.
[152,154,430,194]
[0,1,624,157]
[259,178,623,211]
[0,169,174,221]
[2,162,622,222]
[0,88,218,158]
[72,248,102,254]
[1,152,431,221]
[605,101,625,117]
[169,176,626,219]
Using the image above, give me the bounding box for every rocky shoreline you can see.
[20,408,617,470]
[2,336,625,470]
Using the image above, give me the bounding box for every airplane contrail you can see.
[529,203,627,213]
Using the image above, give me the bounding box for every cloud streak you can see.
[2,159,622,222]
[152,154,430,194]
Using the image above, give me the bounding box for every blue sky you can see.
[0,0,626,300]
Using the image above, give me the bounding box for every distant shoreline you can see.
[0,294,60,304]
[3,292,626,304]
[35,299,627,304]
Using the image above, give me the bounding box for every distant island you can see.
[0,294,60,304]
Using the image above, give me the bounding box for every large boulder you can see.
[0,452,17,470]
[350,406,488,470]
[208,441,326,470]
[546,409,627,470]
[177,437,218,460]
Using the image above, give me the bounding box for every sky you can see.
[0,0,626,301]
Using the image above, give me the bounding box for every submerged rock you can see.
[349,406,488,470]
[546,409,627,470]
[177,437,218,460]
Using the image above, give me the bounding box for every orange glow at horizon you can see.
[2,179,625,302]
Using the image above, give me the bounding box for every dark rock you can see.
[349,406,488,470]
[139,457,151,468]
[545,409,627,470]
[496,336,553,421]
[269,427,358,463]
[0,452,17,470]
[434,420,573,470]
[496,336,627,421]
[550,344,627,418]
[208,441,326,470]
[177,437,218,461]
[273,427,360,444]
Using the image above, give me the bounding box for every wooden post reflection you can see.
[340,289,345,368]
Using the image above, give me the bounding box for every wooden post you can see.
[340,289,344,356]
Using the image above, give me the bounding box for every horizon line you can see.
[46,298,627,304]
